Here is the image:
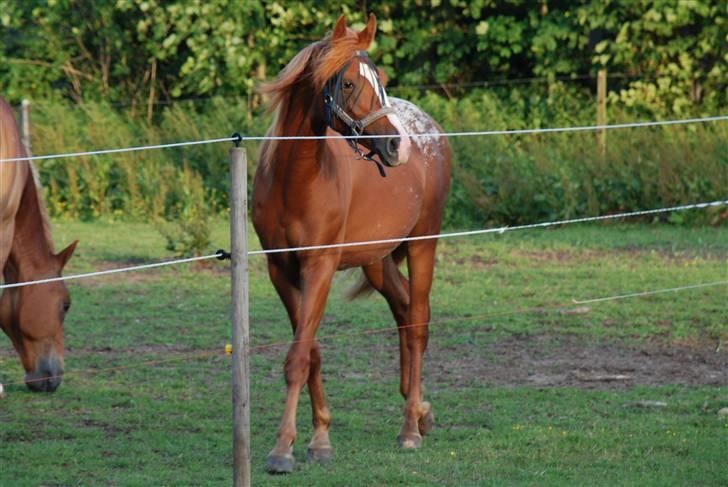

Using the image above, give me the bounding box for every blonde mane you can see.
[257,26,370,170]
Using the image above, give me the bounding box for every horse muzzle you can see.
[25,356,64,393]
[376,135,411,167]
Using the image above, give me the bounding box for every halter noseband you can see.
[323,50,394,176]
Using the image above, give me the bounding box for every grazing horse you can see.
[252,14,452,473]
[0,96,77,393]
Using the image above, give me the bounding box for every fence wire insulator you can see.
[216,249,232,261]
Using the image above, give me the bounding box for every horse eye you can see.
[63,302,71,313]
[343,80,354,89]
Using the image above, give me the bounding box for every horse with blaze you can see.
[252,15,452,473]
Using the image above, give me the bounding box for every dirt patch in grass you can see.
[6,333,725,392]
[427,334,727,390]
[257,332,727,390]
[510,247,726,265]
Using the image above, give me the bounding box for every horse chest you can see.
[253,175,346,250]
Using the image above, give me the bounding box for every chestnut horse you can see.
[253,15,452,473]
[0,96,77,393]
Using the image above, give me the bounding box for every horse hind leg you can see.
[363,255,409,387]
[363,254,435,439]
[397,240,438,449]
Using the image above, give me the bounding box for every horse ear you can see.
[56,240,78,270]
[332,15,347,41]
[357,13,377,47]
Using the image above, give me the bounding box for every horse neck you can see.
[8,169,56,281]
[274,84,328,174]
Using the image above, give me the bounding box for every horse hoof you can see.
[307,447,334,464]
[418,402,435,435]
[266,453,295,474]
[397,433,422,449]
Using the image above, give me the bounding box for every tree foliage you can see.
[1,1,725,114]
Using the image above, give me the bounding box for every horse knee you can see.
[309,343,322,363]
[284,352,311,386]
[406,328,428,350]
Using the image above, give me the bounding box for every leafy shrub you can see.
[156,165,212,258]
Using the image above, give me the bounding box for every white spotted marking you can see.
[390,98,440,160]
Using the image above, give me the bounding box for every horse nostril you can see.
[46,375,62,392]
[387,137,400,156]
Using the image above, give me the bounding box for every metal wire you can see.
[0,253,222,290]
[573,280,728,304]
[236,116,728,142]
[0,136,237,163]
[2,200,724,289]
[2,116,726,163]
[250,200,728,256]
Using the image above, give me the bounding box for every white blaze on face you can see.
[359,61,411,165]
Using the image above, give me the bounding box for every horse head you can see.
[321,14,412,167]
[0,240,77,392]
[260,14,411,168]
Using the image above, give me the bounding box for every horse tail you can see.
[346,272,375,301]
[347,243,408,301]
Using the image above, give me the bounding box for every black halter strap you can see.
[323,51,393,177]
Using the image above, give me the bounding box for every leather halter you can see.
[323,51,394,176]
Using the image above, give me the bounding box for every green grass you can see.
[1,221,727,486]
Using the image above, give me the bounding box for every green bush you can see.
[156,164,212,257]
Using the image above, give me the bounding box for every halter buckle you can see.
[350,121,363,136]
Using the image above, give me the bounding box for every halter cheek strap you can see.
[325,98,395,137]
[323,51,394,176]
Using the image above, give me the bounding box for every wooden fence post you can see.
[21,99,32,155]
[229,143,251,487]
[597,69,607,157]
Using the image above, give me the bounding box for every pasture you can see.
[1,220,726,485]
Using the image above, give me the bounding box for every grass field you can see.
[1,220,727,486]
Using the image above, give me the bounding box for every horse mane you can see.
[0,97,54,252]
[257,27,369,170]
[28,161,54,252]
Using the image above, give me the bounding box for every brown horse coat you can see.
[0,96,77,392]
[252,15,451,473]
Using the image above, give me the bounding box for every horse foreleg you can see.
[267,256,336,474]
[398,241,437,449]
[267,259,333,466]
